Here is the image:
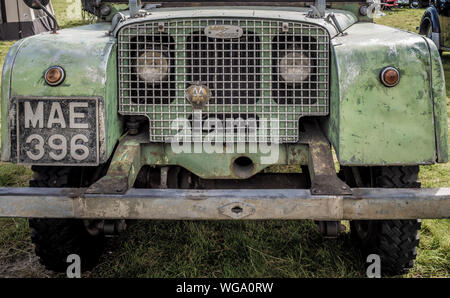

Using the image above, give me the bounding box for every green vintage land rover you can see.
[0,0,448,276]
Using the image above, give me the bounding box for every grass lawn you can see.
[0,5,449,278]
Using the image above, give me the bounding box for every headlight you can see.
[136,50,170,83]
[278,50,311,83]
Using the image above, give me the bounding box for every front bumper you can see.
[0,187,449,220]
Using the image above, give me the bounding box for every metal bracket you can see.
[129,0,143,17]
[316,221,346,238]
[307,0,326,19]
[160,167,169,189]
[86,135,142,195]
[109,12,126,34]
[111,3,158,32]
[315,0,326,17]
[129,0,161,18]
[299,121,352,196]
[325,12,347,36]
[306,6,322,19]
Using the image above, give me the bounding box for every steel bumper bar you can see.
[0,187,449,220]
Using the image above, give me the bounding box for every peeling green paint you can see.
[424,38,448,163]
[104,45,123,159]
[329,23,441,165]
[1,9,447,171]
[1,23,123,163]
[1,39,26,161]
[86,136,141,194]
[141,143,309,179]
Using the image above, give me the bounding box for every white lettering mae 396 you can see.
[22,101,91,162]
[24,101,88,129]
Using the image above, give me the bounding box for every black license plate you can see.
[17,97,99,165]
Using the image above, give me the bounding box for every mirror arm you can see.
[32,0,59,34]
[316,0,326,17]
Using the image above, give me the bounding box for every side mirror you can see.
[22,0,58,33]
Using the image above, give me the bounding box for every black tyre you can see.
[421,17,433,40]
[29,219,106,272]
[29,166,73,188]
[420,16,443,56]
[350,219,421,276]
[348,166,421,276]
[29,166,106,272]
[373,166,421,189]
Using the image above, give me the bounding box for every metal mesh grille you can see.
[118,18,329,143]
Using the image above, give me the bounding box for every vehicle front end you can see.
[0,0,448,275]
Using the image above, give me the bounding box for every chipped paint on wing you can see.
[1,23,123,163]
[329,22,441,165]
[1,39,26,161]
[340,61,360,97]
[387,44,398,56]
[2,11,447,169]
[424,37,449,162]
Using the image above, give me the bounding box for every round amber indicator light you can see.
[380,67,400,87]
[45,66,65,86]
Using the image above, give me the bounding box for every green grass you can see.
[0,5,449,278]
[83,221,366,278]
[53,0,86,29]
[375,7,426,31]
